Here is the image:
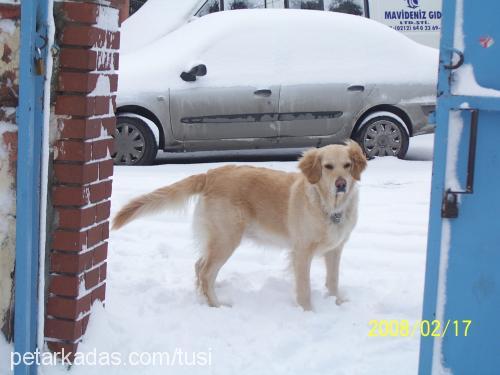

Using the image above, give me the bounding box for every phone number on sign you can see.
[368,319,472,337]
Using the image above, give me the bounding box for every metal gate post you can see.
[419,0,500,373]
[14,0,49,373]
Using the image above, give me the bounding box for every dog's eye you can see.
[344,163,351,169]
[324,164,334,170]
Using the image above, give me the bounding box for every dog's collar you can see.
[309,185,345,225]
[330,212,343,224]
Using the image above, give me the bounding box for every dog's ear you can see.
[299,148,322,184]
[347,140,367,180]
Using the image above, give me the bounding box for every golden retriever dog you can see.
[112,141,367,311]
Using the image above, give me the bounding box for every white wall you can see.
[0,14,19,336]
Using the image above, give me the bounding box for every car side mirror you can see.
[180,64,207,82]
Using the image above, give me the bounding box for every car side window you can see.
[196,0,364,15]
[196,0,221,17]
[288,0,324,10]
[288,0,365,15]
[326,0,364,16]
[224,0,267,10]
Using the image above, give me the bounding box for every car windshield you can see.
[120,0,203,53]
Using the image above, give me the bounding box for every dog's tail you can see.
[112,173,206,231]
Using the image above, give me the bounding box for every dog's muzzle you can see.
[335,177,347,193]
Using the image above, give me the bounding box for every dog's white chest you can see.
[315,213,355,255]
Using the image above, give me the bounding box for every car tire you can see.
[355,116,409,159]
[113,116,158,166]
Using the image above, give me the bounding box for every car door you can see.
[270,17,372,146]
[169,27,281,143]
[277,82,367,144]
[170,85,280,141]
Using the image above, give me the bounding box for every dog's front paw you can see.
[335,295,349,306]
[297,300,313,312]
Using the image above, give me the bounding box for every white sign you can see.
[369,0,443,48]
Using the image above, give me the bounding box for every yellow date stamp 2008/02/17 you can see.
[368,319,472,338]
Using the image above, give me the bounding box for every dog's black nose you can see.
[335,177,347,192]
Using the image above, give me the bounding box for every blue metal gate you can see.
[15,0,49,374]
[419,0,500,374]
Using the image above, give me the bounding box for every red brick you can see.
[110,95,117,113]
[55,140,92,162]
[91,283,106,304]
[59,48,97,70]
[61,25,105,48]
[55,95,94,116]
[84,267,100,290]
[106,139,114,156]
[58,206,96,229]
[82,314,91,335]
[53,185,89,206]
[105,178,113,197]
[109,0,125,10]
[106,31,120,49]
[0,4,20,20]
[101,117,116,136]
[99,263,107,282]
[94,96,109,116]
[47,294,92,319]
[96,51,115,71]
[98,159,114,180]
[108,74,118,92]
[87,225,103,247]
[45,318,84,341]
[96,201,111,222]
[50,251,93,274]
[49,275,81,297]
[61,2,99,24]
[92,243,108,265]
[89,180,112,202]
[52,230,87,252]
[96,52,120,72]
[58,72,98,93]
[102,222,110,241]
[113,52,119,70]
[54,162,99,184]
[58,118,101,140]
[89,182,105,203]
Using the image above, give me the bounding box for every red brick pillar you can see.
[44,0,120,355]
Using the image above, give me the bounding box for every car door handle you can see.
[254,89,272,97]
[347,85,365,92]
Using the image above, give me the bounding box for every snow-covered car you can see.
[115,9,438,165]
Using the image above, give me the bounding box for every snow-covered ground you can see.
[1,135,434,375]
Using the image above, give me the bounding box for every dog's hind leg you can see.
[198,235,242,307]
[195,257,204,290]
[195,203,244,307]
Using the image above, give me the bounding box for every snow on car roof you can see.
[120,0,204,53]
[118,9,438,99]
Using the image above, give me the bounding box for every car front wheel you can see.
[112,116,158,165]
[355,116,409,159]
